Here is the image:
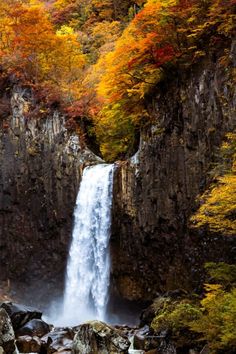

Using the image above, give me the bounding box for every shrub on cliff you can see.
[151,297,201,349]
[190,284,236,353]
[191,133,236,236]
[151,262,236,352]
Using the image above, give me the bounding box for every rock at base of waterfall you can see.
[16,319,51,338]
[72,321,130,354]
[16,335,41,353]
[0,302,42,331]
[131,325,156,352]
[41,327,75,354]
[0,308,18,354]
[133,333,159,352]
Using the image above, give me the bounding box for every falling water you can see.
[61,163,114,325]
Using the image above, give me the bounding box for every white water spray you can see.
[61,164,114,325]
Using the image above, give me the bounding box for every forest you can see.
[0,0,234,159]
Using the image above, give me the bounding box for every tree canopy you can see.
[0,0,235,159]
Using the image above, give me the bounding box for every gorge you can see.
[0,41,235,352]
[0,0,235,352]
[0,39,235,312]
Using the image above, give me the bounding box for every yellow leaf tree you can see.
[191,133,236,236]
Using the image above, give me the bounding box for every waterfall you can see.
[61,163,114,325]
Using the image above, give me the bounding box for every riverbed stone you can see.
[41,327,74,354]
[72,321,130,354]
[16,335,41,353]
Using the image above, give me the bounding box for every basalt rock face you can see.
[0,86,101,306]
[111,40,236,301]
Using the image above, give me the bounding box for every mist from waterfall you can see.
[60,163,114,326]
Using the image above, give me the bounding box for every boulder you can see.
[16,335,41,353]
[72,321,130,354]
[16,319,51,338]
[133,334,145,350]
[0,303,42,331]
[41,328,74,354]
[0,308,18,354]
[132,325,158,351]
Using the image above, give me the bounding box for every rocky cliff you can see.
[110,39,236,301]
[0,85,101,305]
[0,40,235,310]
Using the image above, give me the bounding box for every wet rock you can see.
[0,303,42,331]
[16,335,41,353]
[72,320,130,354]
[0,308,18,354]
[133,333,160,352]
[135,325,150,337]
[16,319,51,338]
[133,333,145,350]
[41,328,74,354]
[122,326,157,353]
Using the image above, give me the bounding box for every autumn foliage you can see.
[191,133,236,236]
[92,0,235,160]
[0,0,235,159]
[151,262,236,353]
[0,0,85,115]
[0,2,234,350]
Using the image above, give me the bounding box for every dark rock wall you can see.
[111,40,236,301]
[0,87,101,305]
